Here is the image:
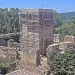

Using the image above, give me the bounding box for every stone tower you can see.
[20,9,54,67]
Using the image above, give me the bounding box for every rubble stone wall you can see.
[59,42,74,51]
[46,44,59,62]
[53,34,60,43]
[64,35,75,44]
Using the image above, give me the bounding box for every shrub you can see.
[49,50,75,75]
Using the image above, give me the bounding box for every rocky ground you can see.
[6,69,39,75]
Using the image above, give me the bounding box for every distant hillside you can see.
[59,12,75,19]
[59,12,75,23]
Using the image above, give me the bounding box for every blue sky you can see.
[0,0,75,13]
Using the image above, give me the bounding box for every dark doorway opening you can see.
[44,39,48,56]
[0,67,8,75]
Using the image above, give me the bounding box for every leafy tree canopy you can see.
[56,22,75,36]
[49,50,75,75]
[0,8,20,34]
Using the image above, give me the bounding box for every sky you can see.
[0,0,75,13]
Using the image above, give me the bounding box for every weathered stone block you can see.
[59,42,74,51]
[53,34,60,43]
[64,35,75,44]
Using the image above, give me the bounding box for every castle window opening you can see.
[21,14,25,19]
[43,14,47,19]
[29,14,32,20]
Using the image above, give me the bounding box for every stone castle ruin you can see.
[20,9,54,67]
[0,8,75,75]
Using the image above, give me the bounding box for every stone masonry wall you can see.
[64,35,75,44]
[53,34,60,43]
[20,25,39,66]
[20,9,54,68]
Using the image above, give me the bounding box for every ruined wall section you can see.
[20,24,39,65]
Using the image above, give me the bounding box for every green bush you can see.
[49,50,75,75]
[0,57,16,73]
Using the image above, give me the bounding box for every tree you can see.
[56,22,75,36]
[54,13,62,28]
[49,50,75,75]
[8,8,19,33]
[0,8,20,34]
[0,8,5,33]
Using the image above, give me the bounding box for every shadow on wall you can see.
[0,38,7,46]
[0,67,8,75]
